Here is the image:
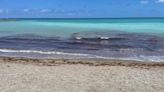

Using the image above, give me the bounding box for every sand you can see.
[0,57,164,92]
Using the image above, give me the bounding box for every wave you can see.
[0,49,109,59]
[0,49,164,62]
[0,49,88,56]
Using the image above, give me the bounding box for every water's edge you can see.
[0,31,164,62]
[0,18,164,62]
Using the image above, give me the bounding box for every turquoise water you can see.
[0,18,164,61]
[0,18,164,37]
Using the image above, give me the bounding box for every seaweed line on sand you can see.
[0,56,164,69]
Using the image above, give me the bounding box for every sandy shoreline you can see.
[0,56,164,92]
[0,56,164,67]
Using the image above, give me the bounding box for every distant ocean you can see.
[0,18,164,61]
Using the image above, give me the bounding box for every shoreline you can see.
[0,56,164,67]
[0,59,164,92]
[1,57,164,92]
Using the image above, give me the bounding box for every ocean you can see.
[0,18,164,61]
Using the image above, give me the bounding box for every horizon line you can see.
[0,17,164,19]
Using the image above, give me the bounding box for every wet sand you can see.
[0,57,164,92]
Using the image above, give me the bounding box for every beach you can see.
[0,57,164,92]
[0,18,164,92]
[0,0,164,91]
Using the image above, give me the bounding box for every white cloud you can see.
[40,9,51,13]
[0,9,9,14]
[140,0,149,4]
[157,0,164,3]
[23,9,30,12]
[158,0,164,3]
[0,9,3,13]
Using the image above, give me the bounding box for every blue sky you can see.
[0,0,164,18]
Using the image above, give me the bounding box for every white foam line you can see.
[0,49,108,59]
[0,49,88,56]
[0,49,163,62]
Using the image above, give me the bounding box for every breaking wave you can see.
[0,49,88,56]
[0,49,109,59]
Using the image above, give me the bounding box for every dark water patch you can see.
[0,32,164,61]
[72,31,164,50]
[72,31,164,40]
[0,18,19,22]
[1,34,61,40]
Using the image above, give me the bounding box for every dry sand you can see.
[0,57,164,92]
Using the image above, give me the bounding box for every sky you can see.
[0,0,164,18]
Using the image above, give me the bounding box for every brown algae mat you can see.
[0,56,164,68]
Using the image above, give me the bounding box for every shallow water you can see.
[0,18,164,37]
[0,18,164,61]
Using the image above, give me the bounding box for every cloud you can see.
[157,0,164,3]
[0,9,9,14]
[40,9,51,13]
[140,0,164,4]
[140,0,149,4]
[23,9,30,12]
[0,9,3,13]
